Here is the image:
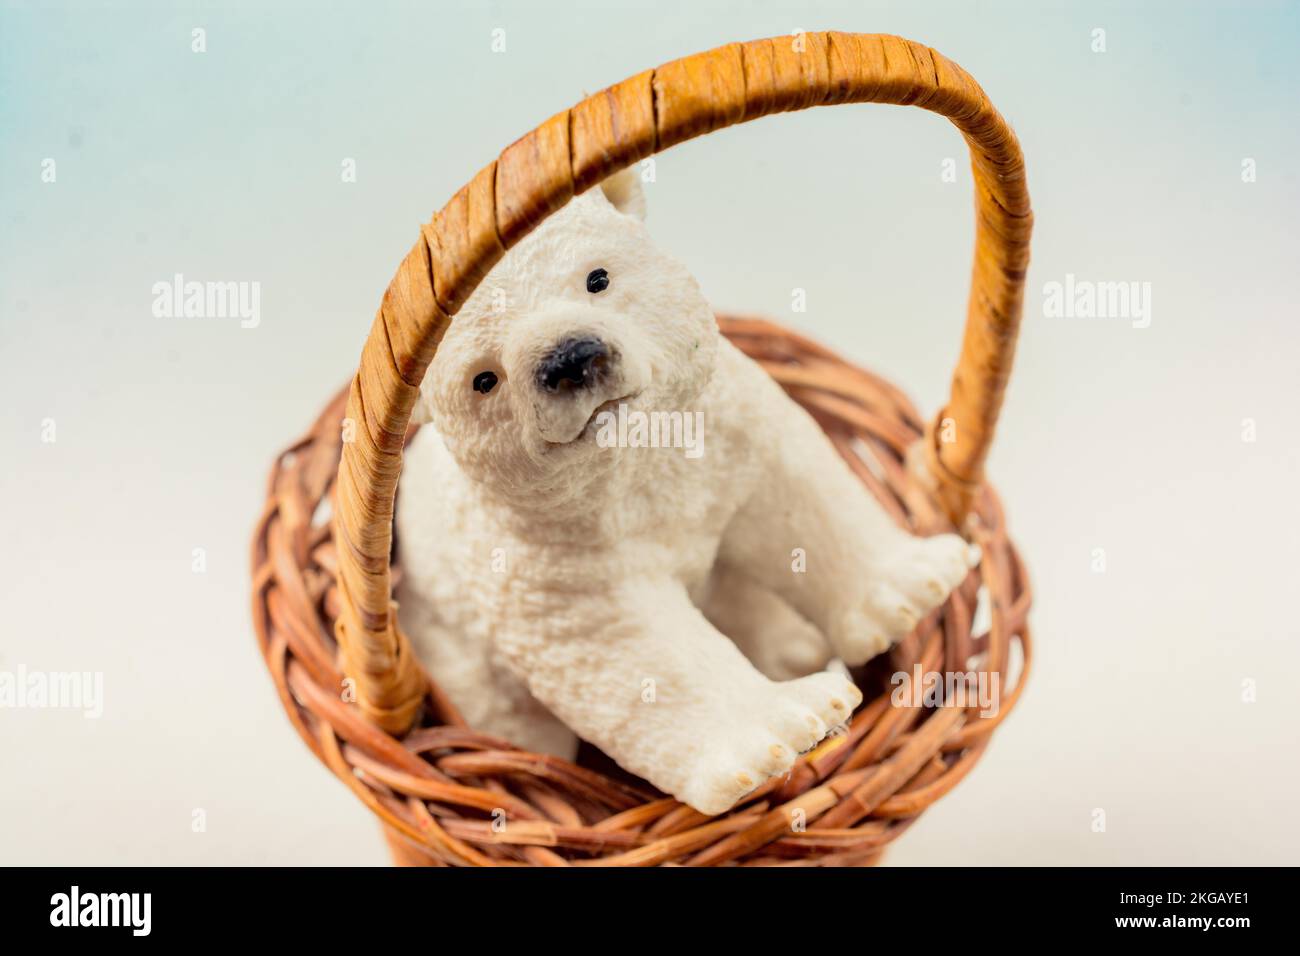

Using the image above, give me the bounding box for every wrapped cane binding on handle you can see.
[335,32,1030,736]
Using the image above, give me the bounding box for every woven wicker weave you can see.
[250,32,1033,866]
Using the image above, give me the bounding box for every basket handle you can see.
[332,32,1033,734]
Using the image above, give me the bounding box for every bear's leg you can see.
[696,562,832,681]
[716,356,978,666]
[397,592,578,759]
[492,576,861,816]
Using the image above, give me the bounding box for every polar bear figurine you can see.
[395,169,978,815]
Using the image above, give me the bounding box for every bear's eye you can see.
[586,268,610,294]
[472,371,498,394]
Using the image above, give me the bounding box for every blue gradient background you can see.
[3,1,1298,864]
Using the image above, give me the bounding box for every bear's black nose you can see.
[536,337,608,392]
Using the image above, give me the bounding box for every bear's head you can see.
[413,168,718,509]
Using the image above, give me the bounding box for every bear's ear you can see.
[597,166,647,221]
[410,382,436,425]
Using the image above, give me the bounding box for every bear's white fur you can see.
[395,171,977,815]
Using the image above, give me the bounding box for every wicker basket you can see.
[251,32,1033,866]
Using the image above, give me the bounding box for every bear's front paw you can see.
[831,533,980,665]
[677,670,862,816]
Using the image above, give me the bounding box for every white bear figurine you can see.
[395,169,977,815]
